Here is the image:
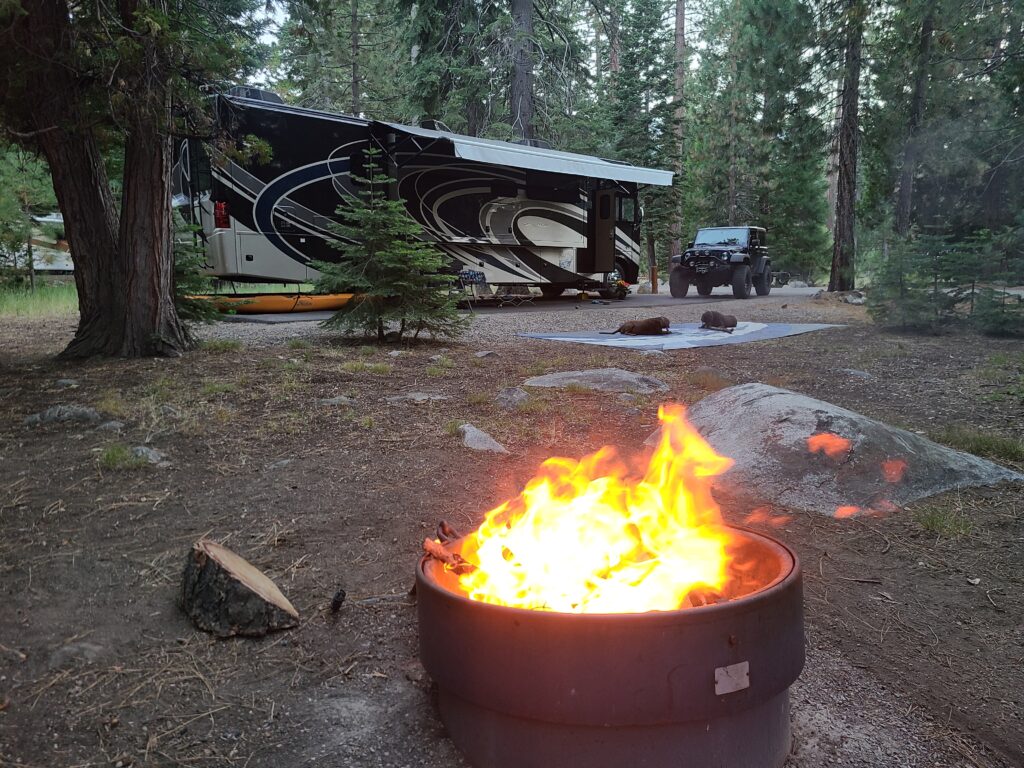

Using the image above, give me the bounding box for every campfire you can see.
[416,405,805,768]
[429,404,781,612]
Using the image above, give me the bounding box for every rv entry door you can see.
[592,188,616,272]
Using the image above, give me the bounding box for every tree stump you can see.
[180,539,299,638]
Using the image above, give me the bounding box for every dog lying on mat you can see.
[601,317,672,336]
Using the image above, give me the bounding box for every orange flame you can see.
[455,405,734,613]
[881,458,907,484]
[807,432,853,460]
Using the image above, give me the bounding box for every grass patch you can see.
[988,352,1024,368]
[287,339,312,351]
[200,339,243,353]
[359,415,375,429]
[932,426,1024,463]
[914,505,973,537]
[143,376,176,403]
[358,345,377,357]
[516,398,551,415]
[563,383,593,394]
[98,444,148,471]
[0,282,78,318]
[685,369,734,392]
[201,381,236,396]
[425,365,451,377]
[466,392,491,406]
[96,390,131,419]
[444,419,463,436]
[339,360,392,374]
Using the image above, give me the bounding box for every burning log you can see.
[422,537,475,574]
[180,539,299,638]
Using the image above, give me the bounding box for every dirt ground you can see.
[1,293,1022,768]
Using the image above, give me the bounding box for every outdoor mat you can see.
[519,322,841,351]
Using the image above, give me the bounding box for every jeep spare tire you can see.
[669,268,690,298]
[754,267,772,296]
[732,264,753,299]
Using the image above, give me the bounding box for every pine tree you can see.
[0,143,56,289]
[313,150,466,343]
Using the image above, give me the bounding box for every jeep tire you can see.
[669,268,690,298]
[731,264,753,299]
[754,267,772,296]
[696,278,714,296]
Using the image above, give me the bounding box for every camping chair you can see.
[455,269,488,312]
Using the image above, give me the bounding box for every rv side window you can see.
[618,198,636,223]
[599,195,611,220]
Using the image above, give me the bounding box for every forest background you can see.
[2,0,1022,325]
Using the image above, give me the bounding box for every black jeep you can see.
[669,226,772,299]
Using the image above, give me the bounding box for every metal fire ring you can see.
[416,525,805,768]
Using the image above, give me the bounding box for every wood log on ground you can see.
[180,539,299,638]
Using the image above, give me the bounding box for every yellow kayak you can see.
[196,293,354,314]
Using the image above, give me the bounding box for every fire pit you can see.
[417,405,804,768]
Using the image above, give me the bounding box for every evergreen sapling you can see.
[313,149,466,342]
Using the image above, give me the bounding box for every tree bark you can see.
[6,0,188,358]
[669,0,686,259]
[510,0,535,141]
[828,0,864,292]
[608,1,621,74]
[893,6,934,237]
[350,0,361,116]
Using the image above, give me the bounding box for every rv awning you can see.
[374,121,673,187]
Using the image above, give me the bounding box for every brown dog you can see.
[601,316,671,336]
[700,310,738,333]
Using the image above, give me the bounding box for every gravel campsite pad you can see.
[1,292,1022,768]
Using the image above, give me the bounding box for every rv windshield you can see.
[694,228,748,246]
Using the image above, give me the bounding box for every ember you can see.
[450,404,737,613]
[807,431,853,459]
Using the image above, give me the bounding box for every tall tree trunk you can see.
[727,43,738,226]
[608,1,621,74]
[669,0,686,258]
[115,105,186,357]
[893,7,934,237]
[26,231,35,292]
[829,0,864,292]
[350,0,361,116]
[825,76,842,236]
[510,0,535,141]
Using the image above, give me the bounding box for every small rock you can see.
[618,393,638,403]
[840,369,873,380]
[475,351,497,358]
[318,396,355,406]
[387,391,448,404]
[967,577,981,586]
[495,387,529,410]
[387,350,406,358]
[159,404,182,419]
[429,354,445,363]
[48,641,107,669]
[130,446,169,467]
[640,350,666,356]
[524,368,668,394]
[55,378,79,389]
[842,294,866,305]
[96,420,126,433]
[457,424,509,454]
[789,280,808,288]
[24,405,102,427]
[267,459,293,470]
